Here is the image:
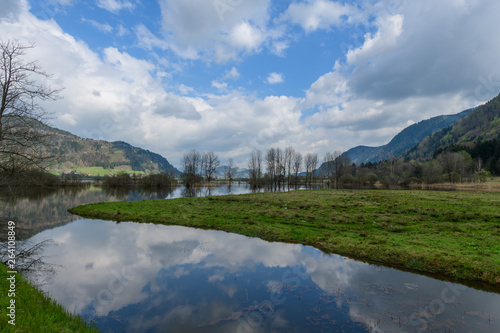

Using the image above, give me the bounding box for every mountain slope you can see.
[37,123,179,175]
[344,108,473,164]
[403,93,500,160]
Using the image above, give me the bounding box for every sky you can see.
[1,0,500,168]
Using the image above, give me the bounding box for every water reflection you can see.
[0,184,256,240]
[31,220,500,333]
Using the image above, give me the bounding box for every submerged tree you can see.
[226,158,235,184]
[0,40,60,185]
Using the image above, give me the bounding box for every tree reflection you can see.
[1,237,59,286]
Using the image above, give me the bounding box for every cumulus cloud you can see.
[345,0,500,101]
[267,72,284,84]
[156,0,285,62]
[223,67,240,80]
[281,0,365,32]
[0,0,24,20]
[2,0,500,169]
[211,81,228,91]
[152,93,201,120]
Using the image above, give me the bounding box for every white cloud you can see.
[211,81,228,91]
[134,24,168,50]
[96,0,134,13]
[282,0,364,32]
[267,72,284,84]
[3,0,500,169]
[0,0,24,20]
[345,0,500,101]
[156,0,282,62]
[228,21,265,53]
[346,14,404,65]
[81,17,113,34]
[152,93,201,120]
[178,84,194,95]
[116,24,129,37]
[223,67,240,80]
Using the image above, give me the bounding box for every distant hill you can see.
[344,108,473,164]
[403,93,500,160]
[215,166,250,179]
[37,123,180,175]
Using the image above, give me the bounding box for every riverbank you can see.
[69,189,500,286]
[0,264,99,332]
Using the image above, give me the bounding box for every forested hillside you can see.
[344,109,472,164]
[404,94,500,161]
[37,122,178,175]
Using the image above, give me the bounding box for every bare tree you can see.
[310,153,318,184]
[473,157,484,183]
[248,150,263,188]
[181,150,202,186]
[323,152,337,186]
[1,238,58,285]
[284,146,294,187]
[226,158,235,184]
[304,153,314,185]
[292,151,302,186]
[256,149,263,184]
[1,40,60,185]
[275,147,285,188]
[203,152,220,182]
[266,148,276,187]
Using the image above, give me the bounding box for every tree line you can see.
[247,148,353,189]
[181,150,238,186]
[246,146,496,189]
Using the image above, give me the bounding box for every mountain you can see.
[215,166,250,179]
[343,108,473,164]
[403,93,500,160]
[37,123,180,175]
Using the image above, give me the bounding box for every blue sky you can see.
[2,0,500,168]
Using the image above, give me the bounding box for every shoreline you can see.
[0,264,99,332]
[69,189,500,287]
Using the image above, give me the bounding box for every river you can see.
[1,184,499,332]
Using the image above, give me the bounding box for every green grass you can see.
[69,189,500,286]
[0,264,100,332]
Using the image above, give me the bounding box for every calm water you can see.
[1,185,500,332]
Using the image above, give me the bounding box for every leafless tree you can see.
[226,158,235,184]
[323,152,337,185]
[248,150,263,188]
[473,157,484,183]
[284,146,294,187]
[1,40,60,185]
[275,147,286,188]
[304,153,314,185]
[203,152,220,182]
[181,150,202,186]
[292,151,302,186]
[310,153,318,184]
[256,149,263,184]
[1,238,58,285]
[266,148,276,187]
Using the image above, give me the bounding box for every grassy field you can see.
[0,264,99,332]
[69,189,500,286]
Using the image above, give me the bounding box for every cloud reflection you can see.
[31,219,500,333]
